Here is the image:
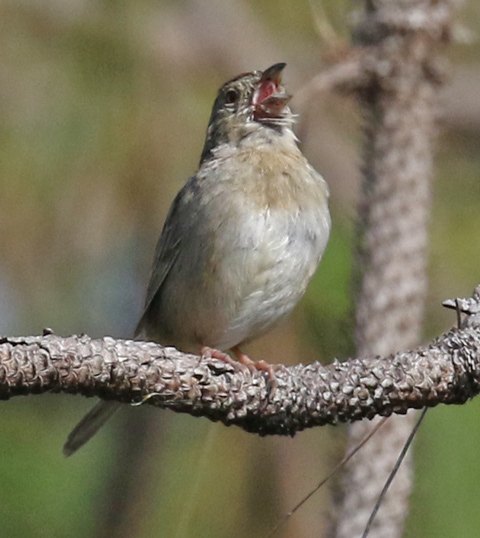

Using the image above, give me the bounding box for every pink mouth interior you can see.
[253,80,277,105]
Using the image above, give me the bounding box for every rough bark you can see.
[0,289,479,434]
[329,1,454,537]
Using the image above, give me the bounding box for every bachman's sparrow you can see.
[64,63,331,456]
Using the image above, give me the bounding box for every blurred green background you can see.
[0,1,479,537]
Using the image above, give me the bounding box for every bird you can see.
[63,63,331,456]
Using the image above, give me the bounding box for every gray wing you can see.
[63,203,183,455]
[134,178,195,337]
[64,179,199,456]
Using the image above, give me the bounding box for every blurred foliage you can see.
[0,1,479,537]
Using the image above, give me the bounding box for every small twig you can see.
[266,416,389,538]
[361,408,428,538]
[294,55,366,110]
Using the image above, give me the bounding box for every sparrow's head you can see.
[201,63,293,162]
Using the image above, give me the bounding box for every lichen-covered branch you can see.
[1,288,479,435]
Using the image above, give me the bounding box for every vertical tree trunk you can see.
[329,1,453,536]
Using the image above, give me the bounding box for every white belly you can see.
[211,206,330,350]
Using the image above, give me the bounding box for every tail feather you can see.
[63,400,121,457]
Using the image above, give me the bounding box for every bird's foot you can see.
[201,346,241,370]
[201,346,278,396]
[232,346,278,395]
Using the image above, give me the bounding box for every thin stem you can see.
[361,408,428,538]
[267,416,389,538]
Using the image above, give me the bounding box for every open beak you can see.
[262,63,287,86]
[253,63,291,120]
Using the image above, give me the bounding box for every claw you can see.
[201,345,278,394]
[201,346,241,370]
[232,346,278,394]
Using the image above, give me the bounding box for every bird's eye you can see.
[224,89,238,105]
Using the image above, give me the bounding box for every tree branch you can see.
[327,1,454,535]
[1,287,479,435]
